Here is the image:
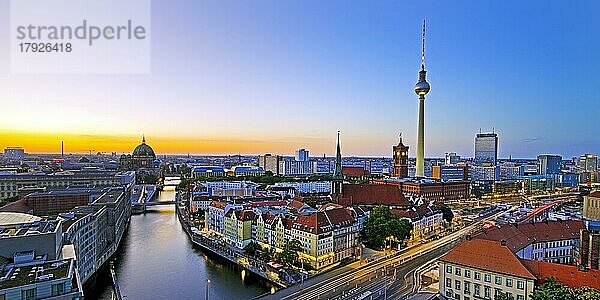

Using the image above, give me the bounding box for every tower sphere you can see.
[414,79,430,96]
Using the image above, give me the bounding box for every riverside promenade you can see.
[175,199,287,289]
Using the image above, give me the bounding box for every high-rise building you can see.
[444,152,460,165]
[392,134,409,178]
[581,191,600,269]
[295,148,309,162]
[538,154,562,175]
[414,20,430,178]
[258,154,281,175]
[579,154,598,172]
[474,132,498,166]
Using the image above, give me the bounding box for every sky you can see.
[0,0,599,158]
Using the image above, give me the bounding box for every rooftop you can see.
[0,212,41,226]
[474,220,583,252]
[521,259,600,290]
[0,259,72,289]
[340,183,410,207]
[440,239,536,279]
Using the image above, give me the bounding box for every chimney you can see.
[501,240,507,246]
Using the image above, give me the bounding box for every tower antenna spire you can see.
[421,19,426,71]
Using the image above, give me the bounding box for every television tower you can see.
[414,19,430,177]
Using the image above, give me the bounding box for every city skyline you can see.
[1,1,599,157]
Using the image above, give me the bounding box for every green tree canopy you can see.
[531,278,600,300]
[362,206,412,249]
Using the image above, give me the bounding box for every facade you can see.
[492,180,522,196]
[63,187,131,284]
[439,239,536,300]
[271,181,332,194]
[0,213,63,260]
[224,210,255,248]
[278,160,315,177]
[520,175,555,194]
[580,190,600,269]
[500,163,524,180]
[432,165,468,182]
[0,170,127,200]
[538,155,562,175]
[474,132,498,166]
[470,165,500,181]
[392,137,409,178]
[258,154,281,175]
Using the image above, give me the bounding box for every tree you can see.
[531,278,580,300]
[362,206,413,250]
[243,241,260,257]
[277,239,303,267]
[440,205,454,224]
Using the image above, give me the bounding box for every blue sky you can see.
[0,0,599,157]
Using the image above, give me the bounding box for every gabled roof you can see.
[475,220,583,252]
[589,190,600,198]
[342,166,370,177]
[292,207,355,234]
[440,239,536,279]
[340,184,410,207]
[521,259,600,290]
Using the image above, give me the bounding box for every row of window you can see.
[446,265,525,289]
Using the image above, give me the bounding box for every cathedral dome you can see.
[132,137,155,158]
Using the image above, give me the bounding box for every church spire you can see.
[142,134,146,143]
[333,131,343,179]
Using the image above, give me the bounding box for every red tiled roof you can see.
[0,199,32,214]
[440,239,536,279]
[292,207,354,234]
[521,259,600,290]
[288,200,306,210]
[340,184,409,207]
[475,220,583,252]
[236,210,255,221]
[342,166,370,176]
[589,190,600,198]
[318,203,343,211]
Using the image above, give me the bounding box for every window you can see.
[484,286,491,299]
[464,281,471,294]
[455,280,461,290]
[506,278,513,287]
[474,284,481,297]
[455,267,462,276]
[495,276,502,285]
[21,289,36,300]
[447,265,453,273]
[0,294,5,300]
[465,269,471,278]
[51,283,65,296]
[475,272,481,280]
[517,295,524,300]
[484,274,491,282]
[517,280,524,290]
[447,278,452,288]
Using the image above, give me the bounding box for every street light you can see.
[205,279,211,300]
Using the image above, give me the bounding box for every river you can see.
[86,186,274,300]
